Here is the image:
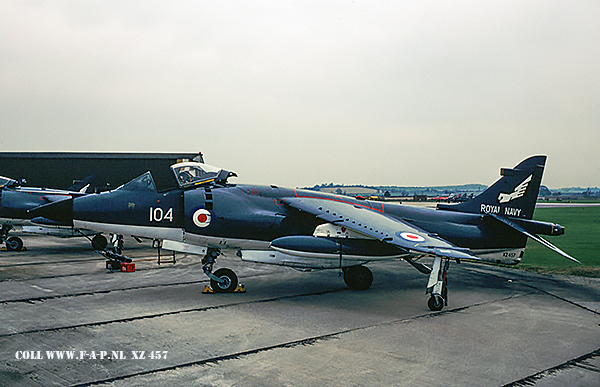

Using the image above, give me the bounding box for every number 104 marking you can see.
[150,207,173,222]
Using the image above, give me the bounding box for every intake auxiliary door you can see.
[183,186,284,241]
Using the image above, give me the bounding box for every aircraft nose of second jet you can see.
[28,197,73,226]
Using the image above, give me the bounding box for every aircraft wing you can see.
[284,197,479,261]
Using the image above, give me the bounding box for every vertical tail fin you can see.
[437,156,546,220]
[68,175,97,194]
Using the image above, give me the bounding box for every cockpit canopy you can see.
[171,162,237,189]
[0,176,20,189]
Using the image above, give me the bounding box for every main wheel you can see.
[428,295,444,311]
[6,236,24,251]
[210,268,238,293]
[92,234,108,250]
[343,265,373,290]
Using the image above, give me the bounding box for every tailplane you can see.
[437,156,546,220]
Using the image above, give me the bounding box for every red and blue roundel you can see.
[192,209,212,228]
[399,232,425,242]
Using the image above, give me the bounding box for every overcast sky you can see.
[1,1,599,188]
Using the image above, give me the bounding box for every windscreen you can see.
[117,172,157,192]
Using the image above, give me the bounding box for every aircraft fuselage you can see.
[69,183,530,264]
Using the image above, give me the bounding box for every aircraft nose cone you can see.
[28,198,73,226]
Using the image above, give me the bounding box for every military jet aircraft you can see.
[31,155,577,311]
[0,175,102,251]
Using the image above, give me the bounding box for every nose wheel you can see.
[5,236,24,251]
[202,248,244,293]
[1,224,25,251]
[210,268,239,293]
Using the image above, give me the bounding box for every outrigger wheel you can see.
[210,268,238,293]
[428,294,444,311]
[343,265,373,290]
[426,257,449,311]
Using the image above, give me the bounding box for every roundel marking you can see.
[399,232,425,242]
[193,209,212,228]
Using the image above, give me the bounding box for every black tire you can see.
[92,234,108,250]
[343,265,373,290]
[210,268,238,293]
[428,295,444,311]
[6,236,24,251]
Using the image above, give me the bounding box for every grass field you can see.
[517,206,600,277]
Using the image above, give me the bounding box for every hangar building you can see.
[0,152,204,192]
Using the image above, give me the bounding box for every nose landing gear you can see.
[1,224,24,251]
[201,248,244,293]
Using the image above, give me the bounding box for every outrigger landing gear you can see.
[343,265,373,290]
[426,257,449,311]
[201,248,241,293]
[1,224,24,251]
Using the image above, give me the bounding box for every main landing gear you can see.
[201,248,244,293]
[1,224,24,251]
[343,265,373,290]
[426,257,449,311]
